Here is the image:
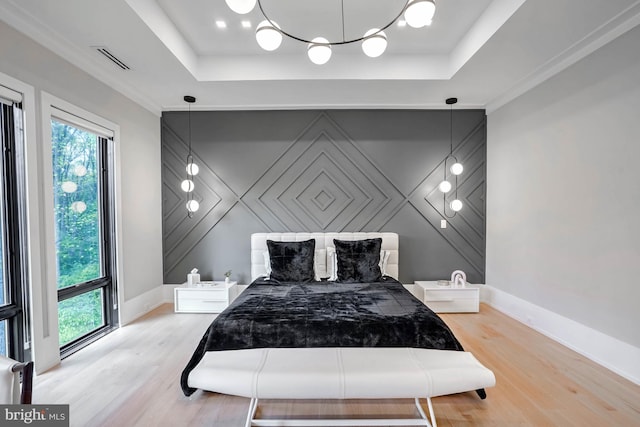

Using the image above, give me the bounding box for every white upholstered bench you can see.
[188,347,496,427]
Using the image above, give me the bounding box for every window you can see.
[49,110,118,356]
[0,86,29,360]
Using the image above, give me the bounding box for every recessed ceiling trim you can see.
[125,0,199,76]
[196,53,452,81]
[162,101,487,112]
[486,0,640,113]
[450,0,527,76]
[128,0,520,83]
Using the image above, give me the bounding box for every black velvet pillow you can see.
[266,239,316,283]
[333,238,383,283]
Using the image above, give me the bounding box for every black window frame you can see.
[51,122,118,358]
[0,98,30,362]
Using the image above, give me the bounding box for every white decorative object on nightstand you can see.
[174,281,238,313]
[414,281,479,313]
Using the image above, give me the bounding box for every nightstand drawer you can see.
[177,289,228,300]
[175,298,228,313]
[424,298,479,313]
[423,288,477,301]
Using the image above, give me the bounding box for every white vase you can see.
[225,277,230,284]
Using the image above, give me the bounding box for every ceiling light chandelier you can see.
[182,95,200,217]
[225,0,436,64]
[439,97,463,217]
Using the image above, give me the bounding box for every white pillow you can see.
[326,247,338,281]
[263,250,272,276]
[263,249,326,281]
[314,248,327,281]
[379,249,391,276]
[326,248,390,281]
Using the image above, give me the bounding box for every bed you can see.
[180,232,494,426]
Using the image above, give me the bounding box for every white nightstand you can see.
[174,281,238,313]
[414,281,479,313]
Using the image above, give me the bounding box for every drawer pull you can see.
[202,300,225,303]
[427,298,454,302]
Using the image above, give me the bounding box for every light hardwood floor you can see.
[34,303,640,426]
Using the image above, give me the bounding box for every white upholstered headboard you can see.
[251,232,399,281]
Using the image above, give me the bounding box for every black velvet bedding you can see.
[180,276,471,397]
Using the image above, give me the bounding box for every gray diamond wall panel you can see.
[161,110,486,285]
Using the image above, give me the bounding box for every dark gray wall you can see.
[162,110,486,285]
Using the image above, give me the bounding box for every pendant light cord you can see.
[451,102,458,200]
[186,102,193,217]
[341,0,346,43]
[450,103,453,155]
[188,102,192,155]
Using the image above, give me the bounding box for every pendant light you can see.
[404,0,436,28]
[439,97,463,217]
[361,29,387,58]
[182,95,199,217]
[225,0,256,15]
[256,20,282,51]
[226,0,436,64]
[307,37,332,65]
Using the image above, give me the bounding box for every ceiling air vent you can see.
[92,46,131,70]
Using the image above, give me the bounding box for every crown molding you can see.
[0,0,162,116]
[486,0,640,114]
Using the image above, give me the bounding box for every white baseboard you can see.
[120,286,165,325]
[163,284,180,303]
[481,285,640,386]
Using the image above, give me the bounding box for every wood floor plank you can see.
[33,303,640,426]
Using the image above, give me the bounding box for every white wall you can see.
[487,24,640,349]
[0,21,163,371]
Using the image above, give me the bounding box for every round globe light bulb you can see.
[362,28,387,58]
[70,201,87,213]
[438,180,452,193]
[307,37,332,65]
[224,0,256,14]
[186,199,200,213]
[181,179,194,193]
[404,0,436,28]
[73,165,87,177]
[256,20,282,51]
[186,162,199,176]
[450,162,463,175]
[450,199,463,212]
[61,181,78,193]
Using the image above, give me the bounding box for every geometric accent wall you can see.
[243,114,406,232]
[162,110,485,285]
[408,118,486,278]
